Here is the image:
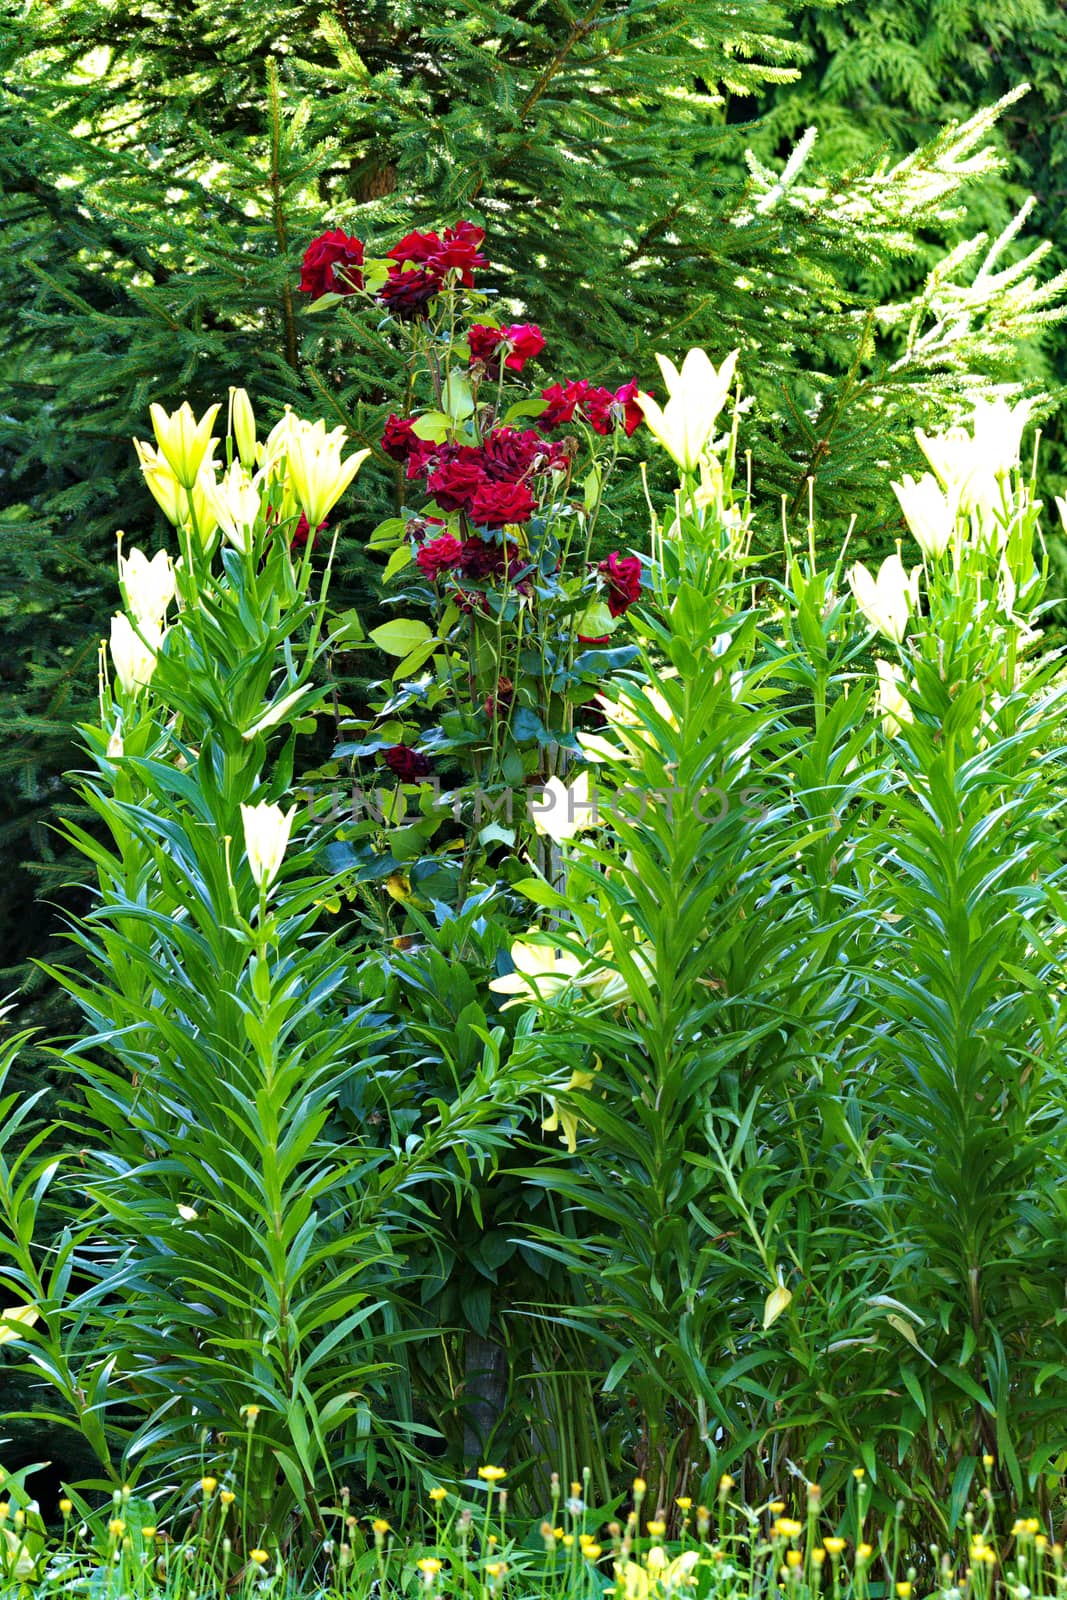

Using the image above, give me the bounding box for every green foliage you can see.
[4,0,1067,1027]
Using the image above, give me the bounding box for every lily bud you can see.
[149,400,221,489]
[636,347,738,474]
[230,387,257,471]
[847,553,919,644]
[118,547,176,628]
[240,801,296,892]
[285,418,370,529]
[891,473,955,559]
[109,614,163,696]
[875,658,914,737]
[134,439,184,524]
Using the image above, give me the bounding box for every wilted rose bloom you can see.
[539,379,591,430]
[484,676,515,717]
[469,479,535,527]
[481,427,545,482]
[299,230,364,297]
[379,265,443,320]
[416,534,464,580]
[468,324,505,370]
[459,537,522,581]
[599,552,642,616]
[381,414,420,461]
[427,453,487,512]
[384,744,431,780]
[406,439,439,481]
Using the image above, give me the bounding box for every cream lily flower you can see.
[240,801,297,892]
[0,1304,40,1346]
[578,680,678,764]
[488,940,584,1009]
[118,546,176,628]
[542,1066,596,1154]
[916,396,1030,524]
[637,348,739,473]
[149,400,221,489]
[875,659,913,738]
[134,440,220,544]
[610,1550,699,1599]
[847,553,919,644]
[1,1528,37,1581]
[530,771,599,842]
[285,417,370,529]
[110,613,163,696]
[211,461,262,552]
[891,472,956,559]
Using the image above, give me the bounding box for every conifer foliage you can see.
[1,0,1064,1017]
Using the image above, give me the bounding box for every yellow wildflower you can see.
[250,1549,269,1565]
[477,1466,507,1483]
[824,1538,846,1556]
[774,1519,803,1541]
[429,1487,447,1503]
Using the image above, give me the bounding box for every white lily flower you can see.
[891,473,956,559]
[118,546,176,628]
[240,801,297,892]
[284,416,370,528]
[149,400,221,490]
[211,461,262,552]
[530,771,598,842]
[0,1303,40,1346]
[637,348,739,473]
[110,613,164,696]
[916,396,1030,524]
[875,659,913,737]
[847,553,919,644]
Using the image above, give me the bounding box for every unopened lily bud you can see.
[230,388,257,470]
[240,800,296,892]
[110,614,163,697]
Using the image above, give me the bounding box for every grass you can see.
[3,1463,1067,1599]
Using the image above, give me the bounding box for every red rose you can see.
[599,552,642,616]
[583,380,643,436]
[468,480,536,528]
[577,634,610,645]
[416,534,465,580]
[427,221,487,286]
[406,439,439,481]
[427,452,488,513]
[612,379,644,437]
[381,414,420,461]
[291,514,327,552]
[388,230,442,265]
[299,230,364,298]
[380,265,444,320]
[481,427,544,483]
[539,379,590,430]
[384,744,431,780]
[460,537,522,581]
[468,324,505,369]
[499,323,545,373]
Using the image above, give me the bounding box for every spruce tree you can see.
[2,0,1064,1026]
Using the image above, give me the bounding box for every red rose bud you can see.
[415,534,465,580]
[468,479,535,528]
[427,221,487,286]
[500,323,544,373]
[387,229,442,265]
[379,264,444,320]
[299,230,364,297]
[384,744,431,780]
[381,414,420,461]
[599,552,642,616]
[539,378,591,430]
[577,635,610,645]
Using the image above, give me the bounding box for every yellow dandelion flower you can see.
[774,1519,803,1541]
[108,1519,126,1537]
[250,1549,269,1565]
[633,1478,647,1496]
[142,1527,157,1540]
[811,1549,826,1567]
[200,1476,217,1495]
[982,1454,995,1469]
[647,1521,667,1538]
[478,1466,506,1483]
[562,1534,574,1548]
[824,1538,847,1556]
[59,1499,73,1517]
[485,1561,507,1578]
[857,1544,873,1563]
[583,1544,603,1561]
[852,1468,865,1481]
[220,1490,235,1506]
[786,1550,803,1569]
[676,1497,692,1511]
[418,1558,443,1575]
[372,1518,391,1536]
[897,1584,912,1598]
[429,1487,447,1503]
